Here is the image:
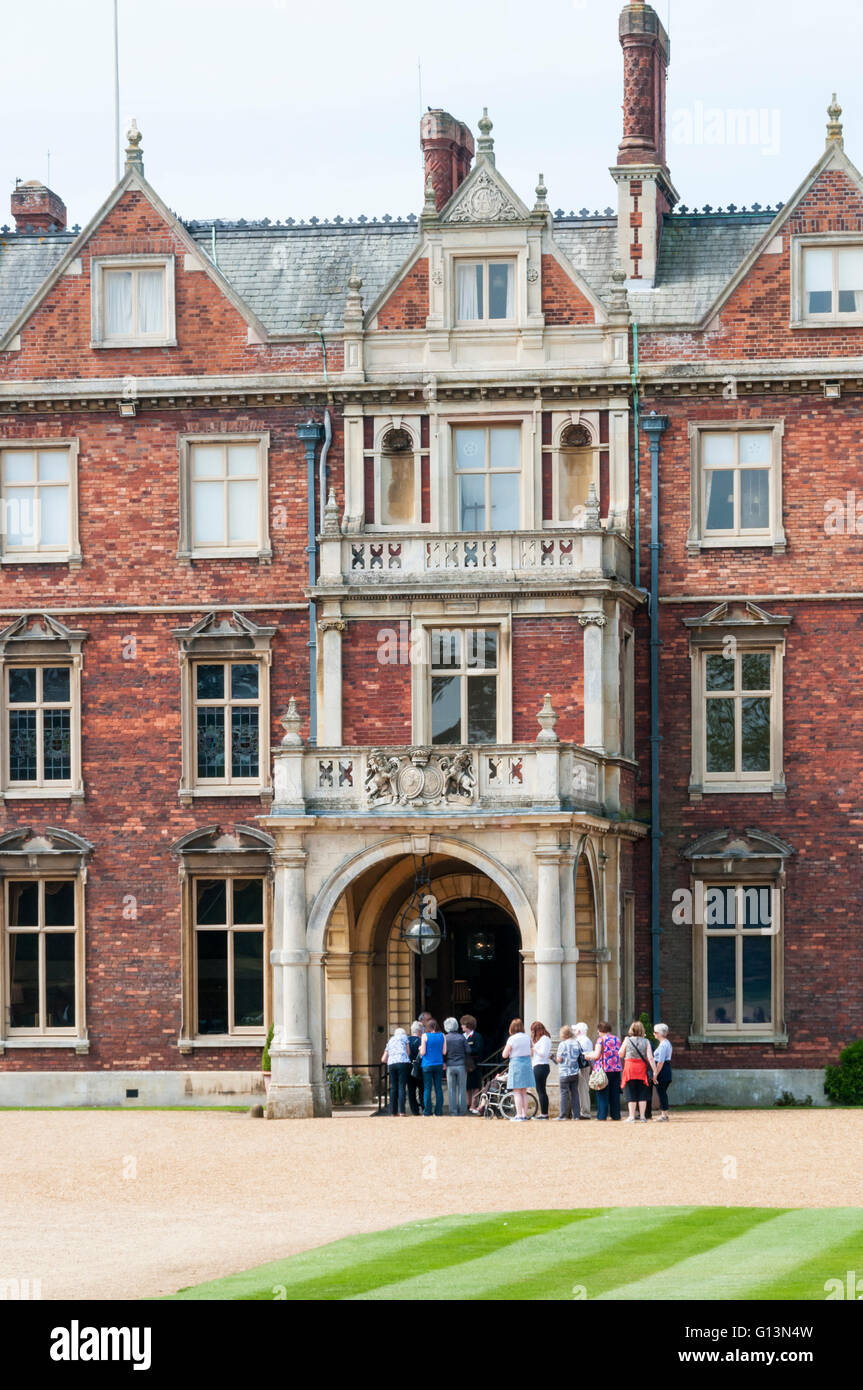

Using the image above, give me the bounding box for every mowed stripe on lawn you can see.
[168,1210,588,1301]
[593,1208,863,1301]
[165,1207,863,1301]
[352,1205,694,1301]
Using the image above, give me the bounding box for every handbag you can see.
[576,1042,591,1071]
[588,1066,608,1091]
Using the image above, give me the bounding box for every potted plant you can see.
[327,1065,349,1106]
[346,1073,364,1105]
[261,1022,274,1094]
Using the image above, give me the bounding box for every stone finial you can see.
[344,263,363,326]
[421,172,438,221]
[125,119,144,176]
[584,481,601,528]
[533,172,549,214]
[826,93,844,149]
[280,696,304,746]
[608,265,630,319]
[477,108,495,166]
[536,692,559,744]
[323,487,341,536]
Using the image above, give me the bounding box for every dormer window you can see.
[91,255,176,348]
[791,236,863,327]
[456,259,515,322]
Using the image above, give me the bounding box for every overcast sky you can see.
[2,0,861,229]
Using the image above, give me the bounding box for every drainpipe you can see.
[297,419,325,746]
[642,411,669,1027]
[316,330,332,521]
[631,322,641,585]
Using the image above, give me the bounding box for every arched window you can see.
[380,428,416,526]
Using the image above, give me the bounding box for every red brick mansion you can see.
[0,3,859,1112]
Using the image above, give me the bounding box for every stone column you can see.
[559,842,579,1025]
[318,618,345,747]
[534,833,563,1035]
[267,836,329,1118]
[580,612,607,752]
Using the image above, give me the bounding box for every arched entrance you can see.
[386,883,521,1056]
[322,849,530,1070]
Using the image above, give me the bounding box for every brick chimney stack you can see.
[11,180,67,232]
[610,3,677,286]
[420,110,475,213]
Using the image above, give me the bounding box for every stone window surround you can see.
[176,431,272,565]
[687,612,789,801]
[790,232,863,328]
[174,612,276,805]
[0,827,92,1054]
[172,825,274,1051]
[0,614,86,802]
[686,419,786,555]
[0,436,82,568]
[90,253,177,349]
[426,223,544,338]
[363,416,429,533]
[343,399,630,538]
[409,610,512,747]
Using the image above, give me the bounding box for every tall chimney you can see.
[610,3,677,285]
[420,110,475,213]
[11,180,67,233]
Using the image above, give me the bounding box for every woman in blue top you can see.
[419,1018,446,1116]
[651,1022,673,1121]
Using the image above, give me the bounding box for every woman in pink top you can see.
[587,1022,622,1121]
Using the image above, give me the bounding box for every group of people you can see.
[381,1014,485,1117]
[382,1012,673,1120]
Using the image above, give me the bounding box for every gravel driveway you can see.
[1,1107,861,1300]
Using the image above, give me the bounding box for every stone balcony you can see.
[316,525,631,592]
[270,739,614,819]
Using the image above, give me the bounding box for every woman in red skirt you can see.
[618,1020,655,1123]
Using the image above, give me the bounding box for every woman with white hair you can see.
[381,1026,412,1116]
[573,1022,594,1119]
[443,1016,470,1115]
[651,1023,673,1120]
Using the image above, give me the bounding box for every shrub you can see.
[261,1023,274,1073]
[346,1074,364,1105]
[825,1038,863,1105]
[639,1011,657,1047]
[327,1065,349,1105]
[775,1090,813,1108]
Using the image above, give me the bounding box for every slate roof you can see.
[0,208,781,341]
[0,232,74,339]
[187,222,420,335]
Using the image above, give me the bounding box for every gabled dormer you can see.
[364,109,614,374]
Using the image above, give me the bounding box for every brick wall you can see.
[375,257,429,330]
[341,621,412,744]
[511,617,583,741]
[0,607,306,1072]
[540,254,596,325]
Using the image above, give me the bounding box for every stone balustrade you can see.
[271,741,608,817]
[317,527,630,588]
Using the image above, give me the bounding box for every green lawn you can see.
[164,1206,863,1301]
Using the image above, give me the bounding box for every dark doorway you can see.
[417,898,520,1058]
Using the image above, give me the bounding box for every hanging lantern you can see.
[467,929,496,962]
[398,856,446,956]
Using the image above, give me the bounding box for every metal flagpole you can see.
[113,0,120,183]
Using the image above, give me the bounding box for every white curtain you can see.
[457,264,480,320]
[504,264,514,318]
[105,271,132,335]
[137,270,164,333]
[838,247,863,312]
